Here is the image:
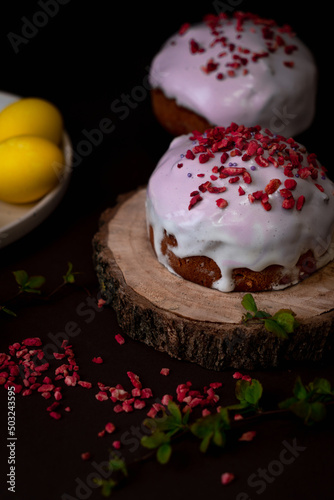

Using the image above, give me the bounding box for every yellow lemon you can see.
[0,136,65,204]
[0,97,63,145]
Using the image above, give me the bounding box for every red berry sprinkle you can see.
[216,198,228,209]
[188,194,203,210]
[201,58,219,73]
[221,472,235,485]
[179,22,190,35]
[282,197,295,209]
[284,179,297,190]
[115,334,125,345]
[238,430,257,442]
[186,149,195,160]
[296,195,305,211]
[265,178,281,195]
[92,356,103,364]
[105,422,116,434]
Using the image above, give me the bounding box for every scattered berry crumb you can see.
[105,422,116,434]
[115,334,125,345]
[160,368,170,376]
[97,298,106,308]
[92,357,103,364]
[221,472,235,485]
[238,430,256,442]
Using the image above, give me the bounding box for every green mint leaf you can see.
[141,431,169,449]
[156,443,172,464]
[235,379,248,402]
[218,407,231,427]
[213,428,225,447]
[13,270,45,294]
[272,309,298,333]
[289,400,311,422]
[309,377,333,396]
[1,306,17,317]
[309,401,327,423]
[225,402,248,411]
[199,431,214,453]
[26,275,46,290]
[278,396,298,410]
[241,293,257,313]
[63,261,79,284]
[21,287,42,294]
[244,379,263,406]
[13,270,29,287]
[293,376,308,400]
[108,455,128,477]
[264,318,289,339]
[167,400,182,424]
[94,478,117,497]
[235,379,263,407]
[242,312,254,323]
[254,310,271,319]
[191,408,230,453]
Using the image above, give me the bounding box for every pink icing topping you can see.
[149,12,317,138]
[146,124,334,291]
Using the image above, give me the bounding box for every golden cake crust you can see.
[151,88,211,136]
[150,226,316,292]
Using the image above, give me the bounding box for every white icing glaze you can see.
[149,13,317,138]
[146,125,334,292]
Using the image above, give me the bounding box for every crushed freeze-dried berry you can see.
[97,298,106,308]
[92,357,103,364]
[115,334,125,345]
[221,472,235,485]
[265,179,281,195]
[188,194,203,210]
[105,422,116,433]
[216,198,228,209]
[238,430,256,441]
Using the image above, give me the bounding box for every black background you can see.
[0,1,333,499]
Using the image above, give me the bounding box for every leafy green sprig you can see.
[0,262,79,317]
[241,293,299,339]
[97,374,334,496]
[279,376,334,425]
[141,400,190,463]
[93,454,128,497]
[141,377,264,463]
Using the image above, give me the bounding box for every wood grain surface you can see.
[93,188,334,370]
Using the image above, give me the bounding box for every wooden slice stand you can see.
[93,188,334,370]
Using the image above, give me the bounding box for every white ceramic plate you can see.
[0,91,72,249]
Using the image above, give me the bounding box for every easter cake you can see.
[146,123,334,292]
[149,12,317,138]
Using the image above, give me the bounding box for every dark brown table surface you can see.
[0,2,333,499]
